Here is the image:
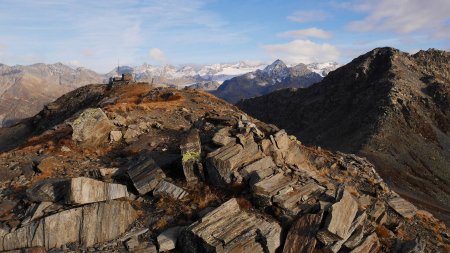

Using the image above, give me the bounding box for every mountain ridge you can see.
[237,47,450,223]
[0,81,447,252]
[0,61,337,127]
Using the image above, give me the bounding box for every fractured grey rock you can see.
[67,177,129,204]
[153,180,188,200]
[26,179,68,203]
[240,156,275,185]
[127,156,166,195]
[180,198,282,253]
[69,108,114,147]
[253,173,293,206]
[212,127,234,146]
[323,190,359,241]
[388,197,418,219]
[180,129,203,182]
[0,200,136,251]
[22,202,53,225]
[206,138,263,187]
[26,177,129,205]
[329,212,367,252]
[273,181,325,216]
[157,226,184,252]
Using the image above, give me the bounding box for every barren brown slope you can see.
[0,63,104,127]
[0,82,448,252]
[237,47,450,223]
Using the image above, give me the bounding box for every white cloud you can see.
[149,48,167,64]
[263,39,340,64]
[0,0,243,72]
[278,28,332,39]
[287,10,328,23]
[347,0,450,39]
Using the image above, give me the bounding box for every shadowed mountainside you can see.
[238,47,450,223]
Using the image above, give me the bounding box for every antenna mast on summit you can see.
[117,59,120,74]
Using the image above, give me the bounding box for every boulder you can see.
[273,181,325,216]
[206,138,263,186]
[323,190,359,241]
[253,173,292,206]
[388,197,418,219]
[69,108,114,147]
[240,156,276,182]
[127,156,166,195]
[180,129,203,182]
[0,200,136,251]
[153,180,189,200]
[26,177,129,205]
[282,212,323,253]
[329,212,367,252]
[157,226,184,252]
[180,198,282,253]
[67,177,129,204]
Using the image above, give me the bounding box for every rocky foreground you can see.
[0,83,448,252]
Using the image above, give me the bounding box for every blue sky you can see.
[0,0,448,73]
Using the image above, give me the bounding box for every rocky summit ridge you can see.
[237,47,450,225]
[0,81,448,252]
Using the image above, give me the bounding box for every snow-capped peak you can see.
[263,59,289,79]
[306,62,340,77]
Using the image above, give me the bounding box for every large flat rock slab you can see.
[323,190,359,241]
[27,177,129,205]
[180,198,282,253]
[127,156,166,195]
[154,180,188,200]
[0,200,136,251]
[388,197,418,219]
[68,177,129,204]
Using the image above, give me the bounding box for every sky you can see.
[0,0,449,73]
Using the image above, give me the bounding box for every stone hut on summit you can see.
[109,73,134,85]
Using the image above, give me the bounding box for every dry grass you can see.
[376,225,394,248]
[192,186,222,209]
[105,84,187,113]
[317,168,330,177]
[236,197,253,209]
[376,225,391,239]
[346,185,360,198]
[153,217,169,231]
[331,174,346,183]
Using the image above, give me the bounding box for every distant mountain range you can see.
[211,60,336,103]
[0,61,338,127]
